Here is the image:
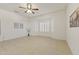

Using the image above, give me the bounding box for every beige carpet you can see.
[0,36,72,55]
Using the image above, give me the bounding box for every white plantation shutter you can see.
[39,20,50,32]
[31,20,50,33]
[31,21,39,32]
[34,22,39,32]
[40,23,44,32]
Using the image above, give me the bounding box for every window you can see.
[31,20,50,33]
[14,23,23,29]
[39,21,50,32]
[31,21,39,32]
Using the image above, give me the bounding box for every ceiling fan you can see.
[19,3,39,14]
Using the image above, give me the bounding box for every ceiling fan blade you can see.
[19,6,26,9]
[32,11,35,14]
[32,8,39,10]
[25,10,27,13]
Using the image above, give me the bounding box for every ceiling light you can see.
[18,3,39,14]
[27,10,32,13]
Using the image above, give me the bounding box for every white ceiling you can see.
[0,3,67,18]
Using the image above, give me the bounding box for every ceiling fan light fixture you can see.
[18,3,39,14]
[27,10,32,13]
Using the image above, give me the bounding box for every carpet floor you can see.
[0,36,72,55]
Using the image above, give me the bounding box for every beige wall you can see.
[0,9,28,41]
[30,10,66,40]
[66,3,79,54]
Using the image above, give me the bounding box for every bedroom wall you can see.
[0,9,28,41]
[66,3,79,54]
[30,10,66,40]
[0,7,66,41]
